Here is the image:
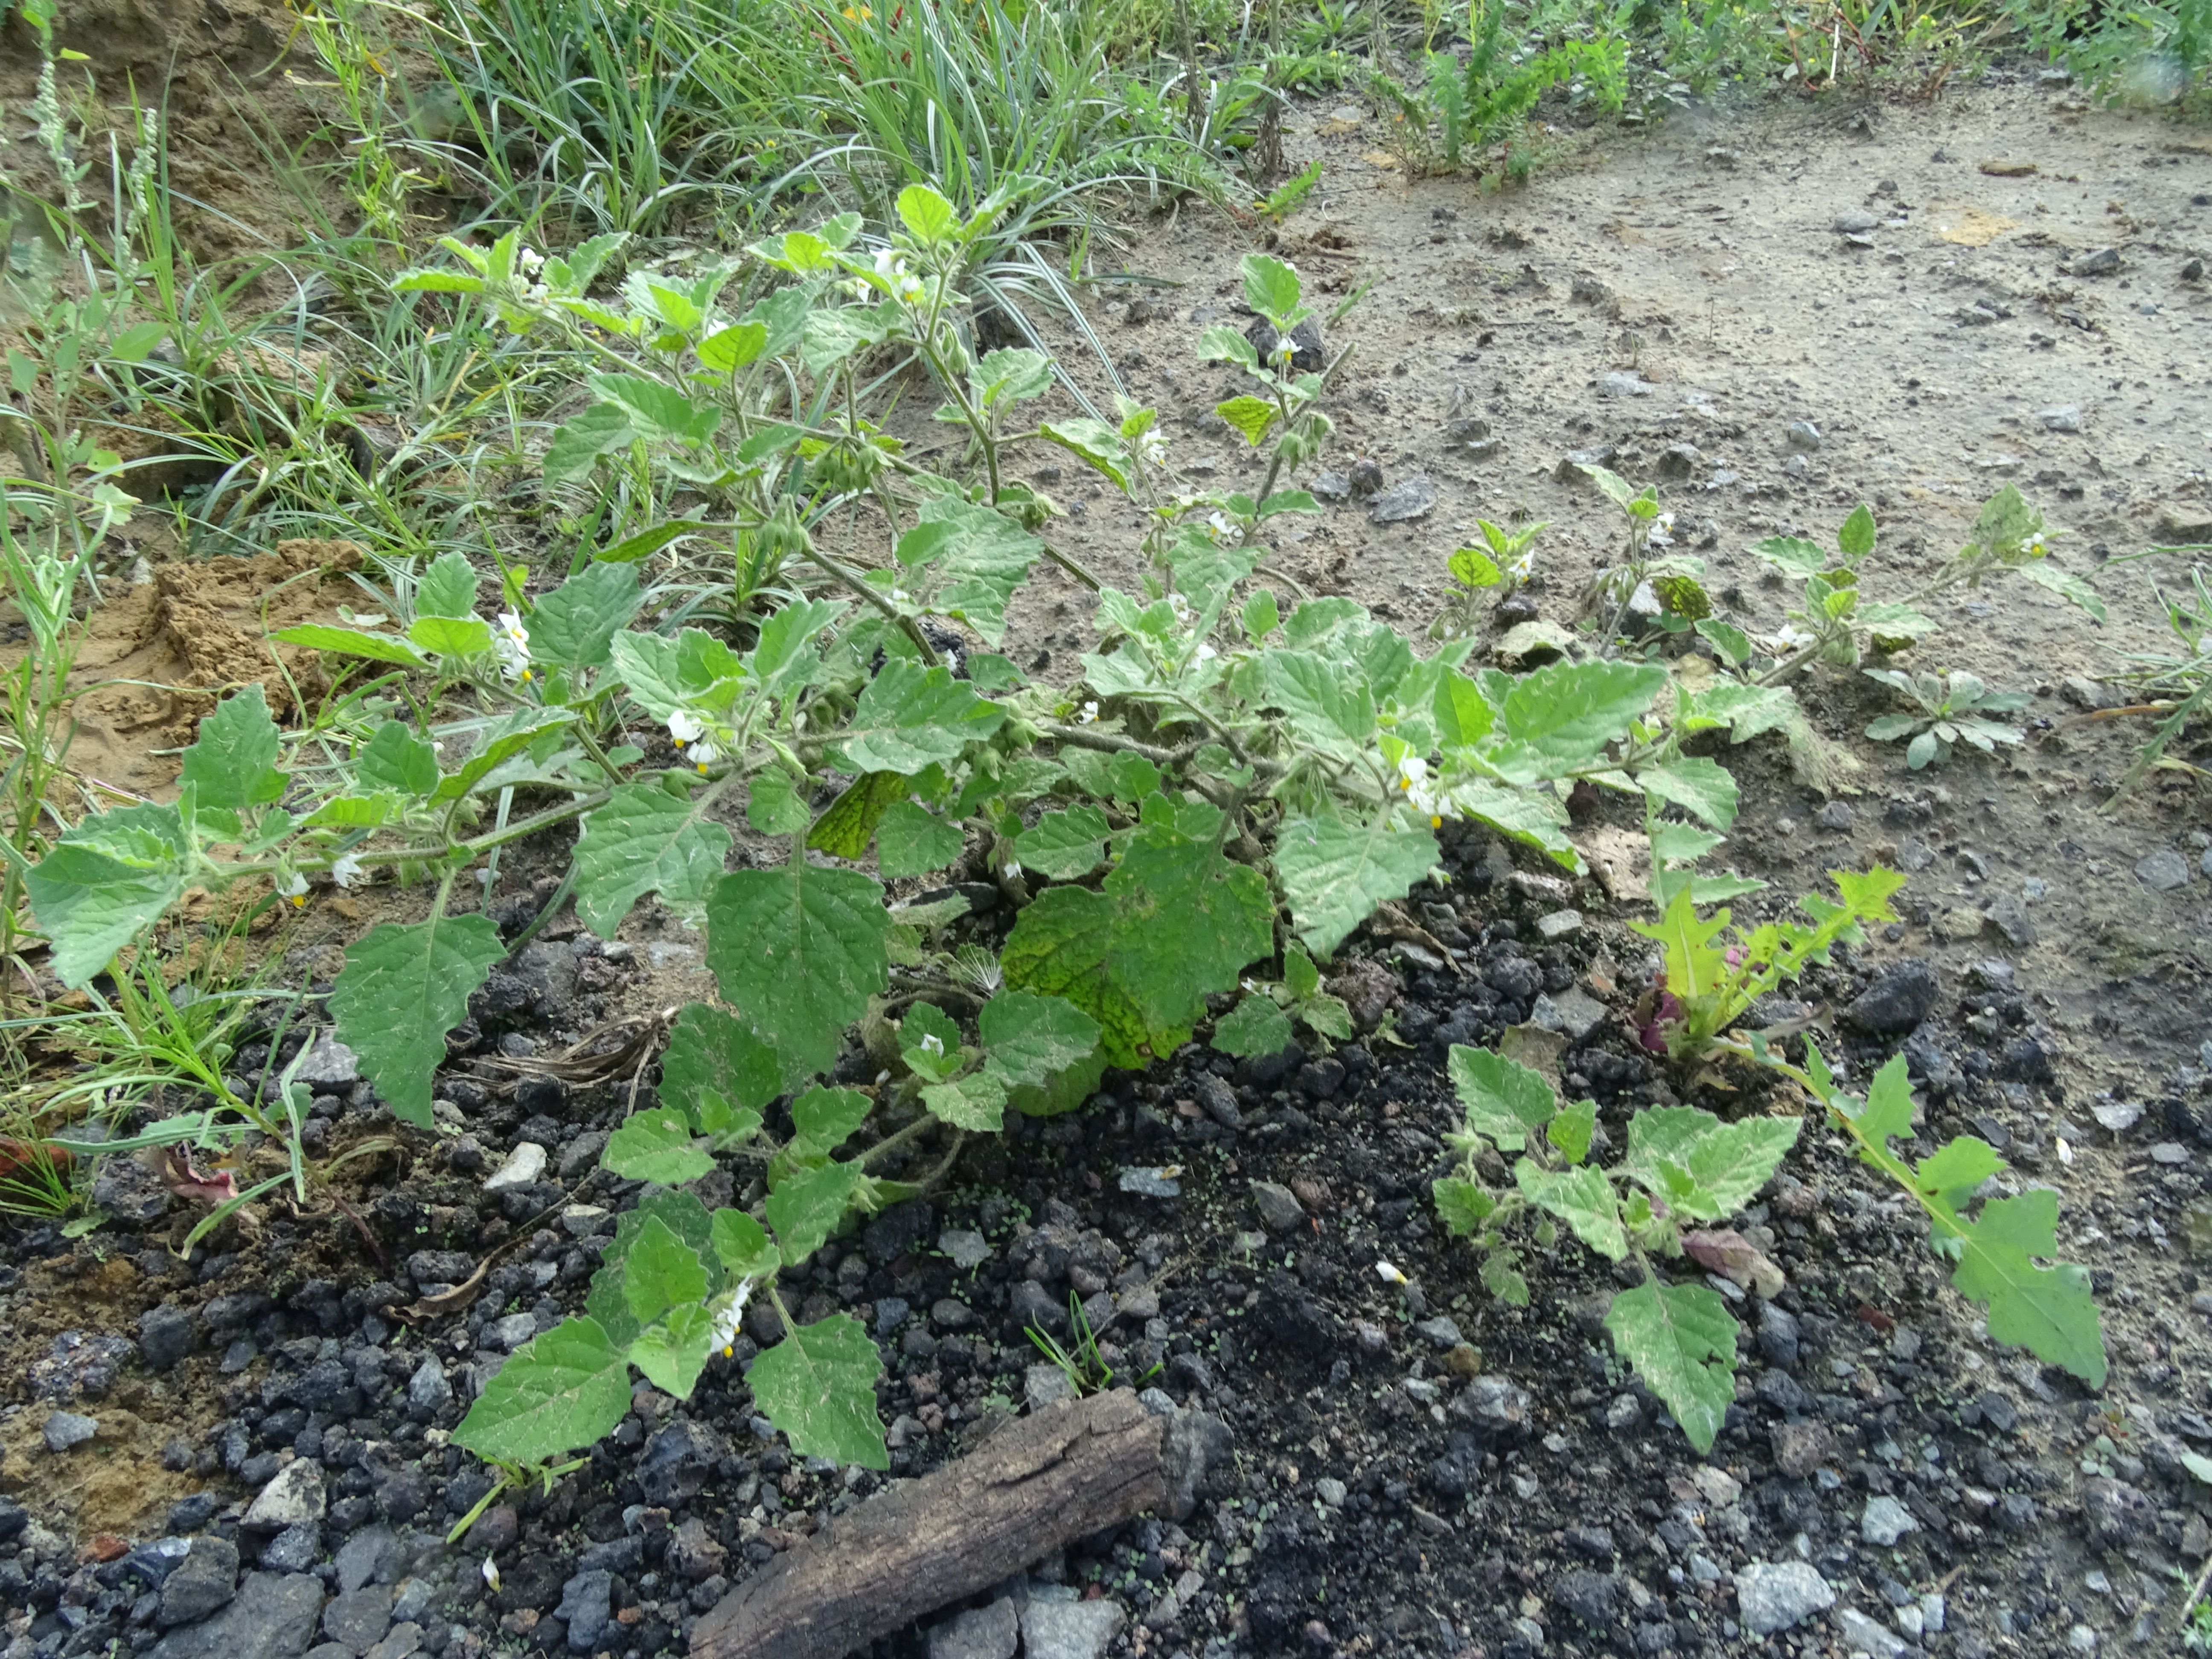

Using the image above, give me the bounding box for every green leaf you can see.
[896,182,956,243]
[588,370,719,445]
[544,403,635,484]
[979,990,1101,1088]
[1630,887,1730,1009]
[1001,795,1274,1067]
[356,720,439,795]
[1837,503,1877,561]
[1449,547,1502,588]
[629,1303,714,1398]
[1242,590,1280,640]
[1299,992,1353,1042]
[807,771,908,859]
[1446,1046,1557,1153]
[592,1192,721,1347]
[1480,1252,1531,1307]
[1621,1107,1802,1221]
[747,769,813,836]
[1636,757,1738,832]
[696,321,768,372]
[23,803,189,987]
[1272,803,1438,958]
[922,1070,1007,1132]
[1212,995,1293,1058]
[451,1316,631,1463]
[748,1312,887,1469]
[1013,805,1111,880]
[1914,1137,2004,1206]
[711,1209,780,1281]
[433,709,577,801]
[1749,536,1832,579]
[2016,559,2106,625]
[1515,1161,1627,1260]
[1694,619,1752,667]
[1603,1282,1739,1454]
[1260,650,1377,760]
[975,348,1052,407]
[838,661,1005,774]
[530,562,644,669]
[896,497,1045,647]
[407,614,493,657]
[416,551,480,620]
[270,623,427,667]
[1433,1176,1496,1237]
[1216,395,1278,447]
[328,912,506,1129]
[766,1158,867,1266]
[899,1001,966,1084]
[752,597,843,696]
[179,687,285,811]
[602,1108,715,1185]
[624,1214,709,1325]
[393,269,487,295]
[706,862,889,1083]
[1197,324,1260,371]
[1283,941,1322,1001]
[790,1084,873,1156]
[1241,252,1303,320]
[1949,1190,2106,1386]
[1487,660,1668,783]
[1548,1099,1597,1165]
[1038,418,1129,490]
[1435,672,1497,748]
[572,780,733,937]
[876,800,965,877]
[661,1003,784,1123]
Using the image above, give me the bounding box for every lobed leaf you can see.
[329,912,506,1129]
[748,1312,887,1469]
[571,780,734,938]
[1272,803,1439,958]
[23,804,189,987]
[1446,1046,1557,1153]
[452,1316,631,1464]
[705,862,891,1083]
[1603,1281,1739,1454]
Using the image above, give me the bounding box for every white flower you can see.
[1775,623,1814,651]
[1078,700,1099,724]
[1508,551,1535,582]
[668,709,706,746]
[278,872,309,908]
[2025,530,2049,558]
[1194,642,1217,662]
[1204,511,1234,544]
[1270,335,1295,369]
[329,853,364,890]
[708,1280,755,1356]
[1647,512,1675,546]
[1137,428,1169,467]
[919,1032,945,1057]
[1375,1260,1407,1285]
[481,1558,501,1593]
[2055,1136,2073,1166]
[1003,859,1023,881]
[515,246,545,277]
[687,735,722,773]
[493,610,531,681]
[1241,979,1262,995]
[1395,753,1443,824]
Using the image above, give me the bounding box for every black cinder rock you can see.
[1843,959,1940,1034]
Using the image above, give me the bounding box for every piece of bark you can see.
[690,1389,1167,1659]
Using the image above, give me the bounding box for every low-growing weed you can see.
[1862,668,2032,770]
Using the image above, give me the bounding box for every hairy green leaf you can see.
[1446,1045,1556,1153]
[766,1159,867,1267]
[602,1108,715,1185]
[1621,1107,1802,1221]
[1636,757,1738,831]
[1487,660,1668,783]
[748,1312,886,1469]
[807,771,908,859]
[1212,995,1293,1058]
[896,496,1044,646]
[271,623,428,667]
[329,912,506,1128]
[416,551,479,620]
[789,1086,872,1156]
[1433,1176,1496,1237]
[1013,805,1111,880]
[979,990,1101,1088]
[24,804,189,987]
[706,862,891,1082]
[1604,1282,1738,1454]
[1001,795,1273,1066]
[629,1304,714,1399]
[876,800,966,878]
[529,562,644,669]
[838,661,1004,775]
[623,1214,708,1325]
[356,720,439,796]
[1515,1161,1627,1260]
[711,1210,780,1281]
[922,1071,1007,1132]
[661,1003,783,1124]
[179,687,285,811]
[572,781,733,937]
[1950,1191,2106,1385]
[1273,803,1439,958]
[451,1316,631,1463]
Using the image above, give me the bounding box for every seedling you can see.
[1862,669,2032,769]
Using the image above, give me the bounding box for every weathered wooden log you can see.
[690,1390,1169,1659]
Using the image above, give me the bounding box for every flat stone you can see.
[929,1600,1019,1659]
[363,1627,420,1659]
[1024,1364,1077,1412]
[43,1410,97,1451]
[94,1153,174,1222]
[1315,1476,1348,1507]
[1843,960,1940,1035]
[1597,371,1651,397]
[1019,1597,1126,1659]
[1249,1180,1305,1234]
[937,1229,991,1270]
[1118,1167,1180,1198]
[332,1527,406,1595]
[482,1141,547,1192]
[2136,848,2191,891]
[1786,419,1824,451]
[2038,405,2082,432]
[293,1032,361,1090]
[150,1571,325,1659]
[2061,675,2116,711]
[244,1460,326,1531]
[1735,1561,1835,1636]
[1534,909,1583,941]
[2071,247,2122,276]
[1861,1494,1918,1545]
[1367,476,1436,524]
[1837,1607,1910,1658]
[478,1313,539,1352]
[1530,989,1607,1042]
[320,1586,394,1656]
[1832,214,1879,234]
[160,1537,243,1627]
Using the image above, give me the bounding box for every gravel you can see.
[1735,1561,1836,1636]
[1844,959,1941,1033]
[2135,847,2192,891]
[1019,1596,1125,1659]
[481,1141,547,1191]
[928,1599,1019,1659]
[42,1409,97,1451]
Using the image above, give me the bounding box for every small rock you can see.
[1531,988,1606,1041]
[258,1523,322,1574]
[482,1142,547,1193]
[2061,676,2116,712]
[2158,504,2212,541]
[2081,1476,2153,1548]
[1837,1607,1909,1659]
[2038,405,2082,432]
[1315,1476,1348,1507]
[150,1571,324,1659]
[1832,214,1878,235]
[405,1357,450,1422]
[244,1459,327,1531]
[159,1537,242,1627]
[1861,1495,1918,1546]
[1025,1364,1077,1412]
[2071,247,2122,276]
[1413,1315,1465,1350]
[43,1410,97,1452]
[1552,1569,1619,1627]
[1368,476,1436,524]
[1019,1595,1125,1659]
[478,1312,537,1353]
[938,1229,991,1271]
[140,1304,196,1371]
[321,1586,395,1656]
[555,1568,613,1655]
[333,1528,405,1595]
[2136,848,2191,891]
[1557,443,1619,482]
[1843,960,1940,1035]
[1534,909,1583,941]
[1250,1180,1306,1234]
[1311,471,1350,502]
[1771,1420,1832,1478]
[930,1600,1020,1659]
[1814,800,1856,830]
[1786,420,1824,451]
[294,1032,361,1090]
[1193,1073,1243,1131]
[1735,1561,1835,1636]
[1346,457,1384,498]
[1118,1167,1180,1199]
[93,1153,174,1222]
[1598,371,1651,397]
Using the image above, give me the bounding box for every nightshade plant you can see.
[1860,669,2032,770]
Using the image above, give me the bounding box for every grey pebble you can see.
[1735,1561,1835,1636]
[2136,848,2191,891]
[1249,1180,1306,1234]
[1367,476,1436,524]
[43,1410,97,1452]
